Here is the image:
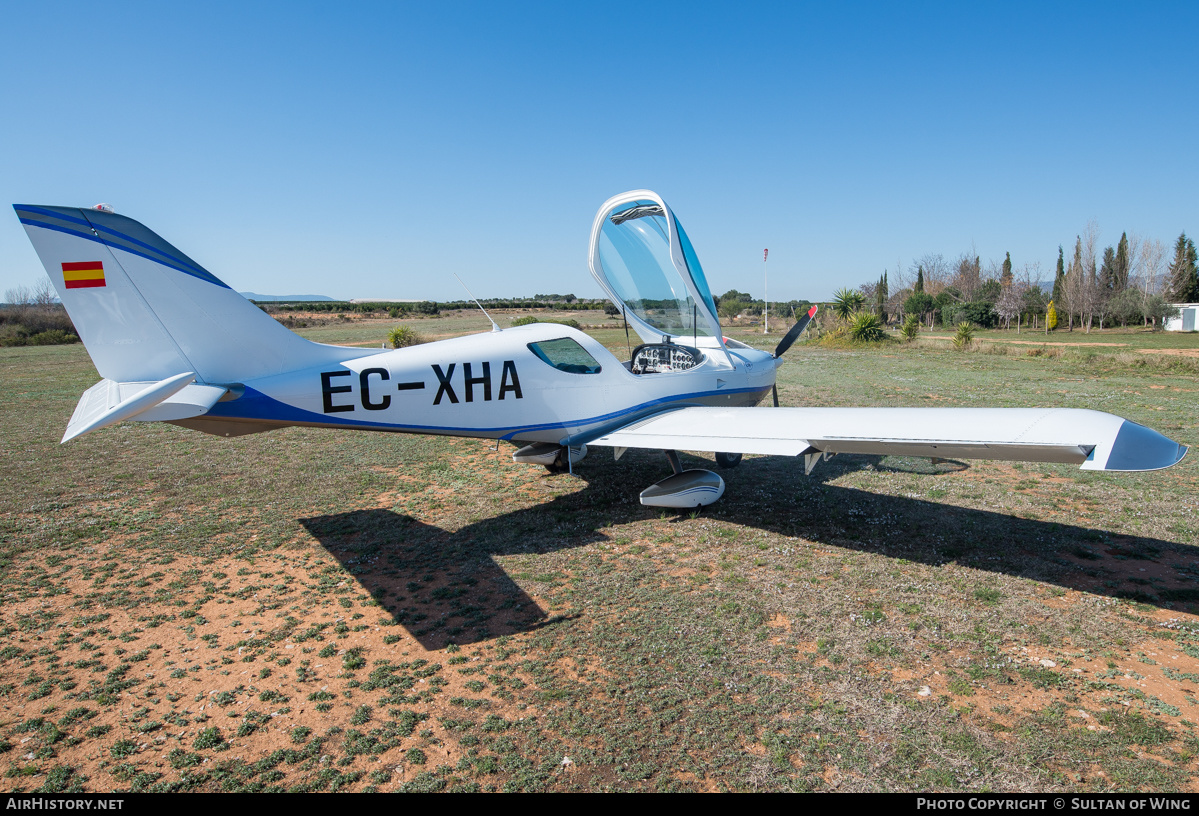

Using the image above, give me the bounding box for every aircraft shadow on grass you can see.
[301,450,1193,649]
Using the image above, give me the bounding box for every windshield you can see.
[527,338,602,374]
[597,200,716,337]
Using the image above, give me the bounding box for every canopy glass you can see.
[590,193,722,345]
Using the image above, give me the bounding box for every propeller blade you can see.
[773,304,818,358]
[773,384,779,407]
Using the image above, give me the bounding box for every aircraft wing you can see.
[588,406,1187,472]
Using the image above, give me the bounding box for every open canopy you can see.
[588,190,723,348]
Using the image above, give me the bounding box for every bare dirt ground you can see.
[1139,348,1199,358]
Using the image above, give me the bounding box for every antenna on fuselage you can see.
[453,273,501,332]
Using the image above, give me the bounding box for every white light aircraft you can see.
[14,191,1188,508]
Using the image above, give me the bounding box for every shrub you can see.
[0,302,78,347]
[110,739,137,758]
[848,311,887,343]
[952,321,976,351]
[942,301,998,329]
[193,727,223,750]
[387,326,421,348]
[900,314,919,342]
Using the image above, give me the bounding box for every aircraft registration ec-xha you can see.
[13,190,1189,508]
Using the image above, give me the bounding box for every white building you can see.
[1165,303,1199,332]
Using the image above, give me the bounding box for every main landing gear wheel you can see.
[545,445,587,474]
[715,451,742,469]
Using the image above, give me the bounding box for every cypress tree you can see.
[1115,232,1130,291]
[1052,245,1065,305]
[1100,246,1117,292]
[1167,232,1199,302]
[916,266,925,294]
[1001,252,1013,287]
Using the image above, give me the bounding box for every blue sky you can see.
[2,2,1196,302]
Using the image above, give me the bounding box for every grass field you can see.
[1,310,1197,792]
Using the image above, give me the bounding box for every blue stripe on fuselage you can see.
[202,383,770,438]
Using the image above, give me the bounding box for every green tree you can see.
[718,298,748,321]
[915,265,925,294]
[933,288,960,326]
[1001,252,1013,287]
[1108,288,1143,326]
[904,292,935,325]
[1022,285,1046,329]
[978,279,1002,304]
[1114,232,1130,291]
[1099,246,1117,292]
[1167,233,1199,302]
[1052,246,1065,306]
[1144,294,1181,330]
[875,272,889,321]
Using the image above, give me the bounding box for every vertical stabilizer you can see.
[15,205,374,384]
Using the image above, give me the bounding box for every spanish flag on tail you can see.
[62,261,105,289]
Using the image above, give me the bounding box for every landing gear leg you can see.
[665,449,682,475]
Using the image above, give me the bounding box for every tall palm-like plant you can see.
[832,288,865,322]
[952,321,976,350]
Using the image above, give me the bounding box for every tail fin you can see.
[14,205,364,384]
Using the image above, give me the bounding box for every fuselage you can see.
[202,322,777,446]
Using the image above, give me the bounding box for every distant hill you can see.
[239,292,335,302]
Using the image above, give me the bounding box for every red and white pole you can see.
[763,248,769,334]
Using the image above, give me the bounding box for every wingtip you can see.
[1086,421,1189,472]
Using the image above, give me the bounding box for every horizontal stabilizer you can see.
[62,372,228,442]
[590,407,1187,472]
